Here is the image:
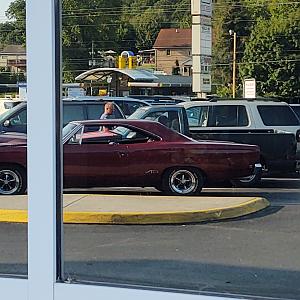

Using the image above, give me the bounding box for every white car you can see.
[180,99,300,154]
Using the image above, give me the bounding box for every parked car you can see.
[183,100,300,163]
[0,119,261,195]
[128,95,189,105]
[129,104,300,186]
[66,96,150,117]
[0,99,125,134]
[0,99,24,114]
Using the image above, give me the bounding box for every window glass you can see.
[291,105,300,119]
[209,105,249,127]
[10,109,27,126]
[144,110,180,131]
[86,104,123,119]
[53,2,300,300]
[186,106,208,127]
[63,105,85,126]
[86,104,105,120]
[258,105,300,126]
[122,101,147,116]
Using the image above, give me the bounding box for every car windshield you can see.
[111,126,132,138]
[0,103,24,123]
[128,108,148,119]
[62,123,78,138]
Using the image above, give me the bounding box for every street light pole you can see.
[229,30,237,98]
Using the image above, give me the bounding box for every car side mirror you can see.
[3,120,10,127]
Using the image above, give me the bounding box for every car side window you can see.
[123,101,147,116]
[186,106,208,127]
[209,105,249,127]
[144,111,180,131]
[86,104,105,120]
[86,104,123,119]
[63,105,85,126]
[258,105,300,126]
[10,109,27,126]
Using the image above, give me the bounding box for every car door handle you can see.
[118,152,127,158]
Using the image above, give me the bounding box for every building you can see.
[75,67,192,96]
[0,45,27,74]
[154,28,192,76]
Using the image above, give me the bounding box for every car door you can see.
[118,128,165,187]
[63,129,129,188]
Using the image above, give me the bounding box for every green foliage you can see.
[0,0,299,97]
[240,0,300,97]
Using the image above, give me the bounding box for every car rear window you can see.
[86,104,123,119]
[258,105,300,126]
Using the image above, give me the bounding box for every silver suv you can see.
[181,100,300,148]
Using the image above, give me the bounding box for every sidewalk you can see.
[0,194,269,224]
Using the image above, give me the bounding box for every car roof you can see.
[180,99,289,108]
[63,96,149,104]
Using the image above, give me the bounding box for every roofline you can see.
[154,46,191,49]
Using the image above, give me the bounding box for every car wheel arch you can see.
[0,163,27,195]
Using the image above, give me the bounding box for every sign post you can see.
[191,0,212,98]
[243,78,256,98]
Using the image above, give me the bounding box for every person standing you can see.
[100,102,115,119]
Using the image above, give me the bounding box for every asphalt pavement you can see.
[0,178,299,299]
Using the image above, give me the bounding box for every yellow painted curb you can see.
[0,197,269,224]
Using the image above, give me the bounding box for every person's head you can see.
[104,102,114,115]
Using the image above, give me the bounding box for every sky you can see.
[0,0,13,22]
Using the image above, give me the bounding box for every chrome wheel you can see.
[0,169,21,195]
[169,169,198,195]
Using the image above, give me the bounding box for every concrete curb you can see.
[0,197,270,224]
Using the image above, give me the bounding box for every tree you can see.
[240,0,300,97]
[212,0,252,96]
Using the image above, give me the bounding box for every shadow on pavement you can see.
[63,259,300,300]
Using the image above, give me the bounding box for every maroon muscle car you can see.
[0,120,262,196]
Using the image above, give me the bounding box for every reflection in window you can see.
[210,105,249,127]
[186,106,208,127]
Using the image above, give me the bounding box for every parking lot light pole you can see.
[229,30,237,98]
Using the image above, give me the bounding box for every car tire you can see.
[230,172,262,188]
[0,165,27,195]
[162,167,204,196]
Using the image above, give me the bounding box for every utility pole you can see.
[229,30,237,98]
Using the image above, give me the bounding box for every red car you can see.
[0,120,261,196]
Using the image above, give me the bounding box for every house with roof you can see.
[0,45,26,74]
[153,28,192,76]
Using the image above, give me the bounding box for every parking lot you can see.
[0,177,299,299]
